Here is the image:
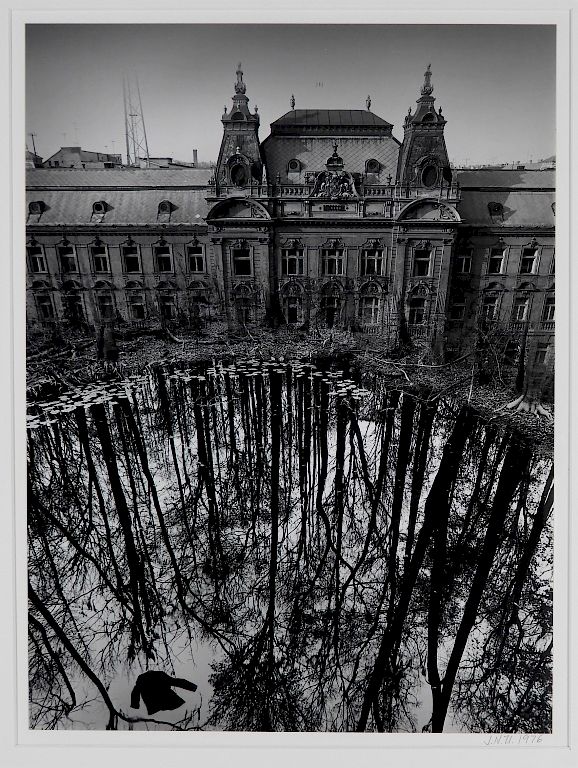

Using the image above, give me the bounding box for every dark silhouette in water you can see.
[130,671,198,715]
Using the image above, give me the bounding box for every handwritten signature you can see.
[482,734,544,746]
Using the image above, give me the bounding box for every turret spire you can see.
[290,94,295,110]
[235,62,246,95]
[366,95,371,110]
[421,63,433,97]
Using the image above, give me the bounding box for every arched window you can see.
[281,283,303,326]
[359,284,381,325]
[230,162,248,187]
[61,281,85,325]
[421,165,438,188]
[233,284,255,324]
[320,282,343,329]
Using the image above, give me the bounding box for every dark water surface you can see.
[27,358,553,732]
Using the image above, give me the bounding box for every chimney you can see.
[192,149,198,167]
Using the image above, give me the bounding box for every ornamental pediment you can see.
[311,170,358,200]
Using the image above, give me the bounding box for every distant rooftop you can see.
[455,168,555,189]
[26,167,214,189]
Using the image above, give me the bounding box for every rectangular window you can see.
[481,295,498,321]
[122,245,141,273]
[281,248,304,276]
[321,248,344,276]
[233,248,252,276]
[542,296,555,322]
[58,245,77,273]
[413,249,430,277]
[512,297,529,322]
[534,343,549,366]
[285,296,302,325]
[159,296,176,320]
[520,248,537,274]
[408,297,425,324]
[36,294,54,320]
[155,245,173,273]
[488,248,504,274]
[455,253,472,274]
[63,294,84,323]
[28,246,47,273]
[91,245,110,273]
[128,294,146,320]
[361,249,384,276]
[449,302,466,321]
[97,293,114,319]
[359,296,380,324]
[187,245,205,273]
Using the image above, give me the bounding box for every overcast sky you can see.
[26,24,556,166]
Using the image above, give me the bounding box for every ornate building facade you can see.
[26,64,555,370]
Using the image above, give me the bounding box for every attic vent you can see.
[487,202,504,217]
[92,201,107,215]
[28,201,45,215]
[287,159,301,173]
[365,159,381,174]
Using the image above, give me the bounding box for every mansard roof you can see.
[270,109,394,135]
[25,188,210,225]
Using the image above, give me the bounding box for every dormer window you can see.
[28,201,45,216]
[365,159,381,174]
[231,111,245,121]
[287,159,301,173]
[158,200,172,216]
[92,201,107,215]
[488,202,504,219]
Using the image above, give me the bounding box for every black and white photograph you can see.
[19,15,563,742]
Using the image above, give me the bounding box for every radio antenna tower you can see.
[123,74,150,167]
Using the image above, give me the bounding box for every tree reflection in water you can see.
[27,359,553,732]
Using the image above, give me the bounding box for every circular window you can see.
[29,201,43,214]
[288,159,300,173]
[231,163,248,187]
[421,165,438,188]
[158,201,172,215]
[93,201,106,214]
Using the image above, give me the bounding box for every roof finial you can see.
[366,95,371,110]
[421,63,433,97]
[290,93,295,110]
[235,62,246,95]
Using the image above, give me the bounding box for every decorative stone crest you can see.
[311,170,357,199]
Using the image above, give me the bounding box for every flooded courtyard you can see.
[27,358,553,733]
